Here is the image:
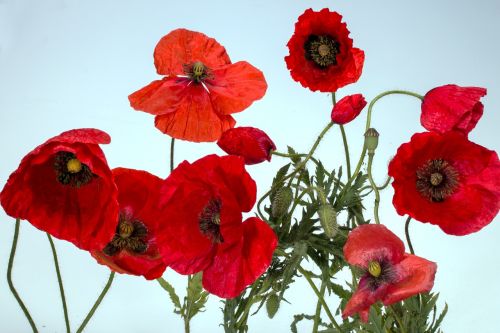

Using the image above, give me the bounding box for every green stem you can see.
[339,125,352,179]
[389,306,407,333]
[297,266,342,332]
[76,271,115,333]
[46,234,70,333]
[365,90,423,131]
[405,216,415,255]
[184,275,192,333]
[377,175,392,190]
[312,280,327,333]
[170,138,175,173]
[367,152,381,224]
[7,219,39,333]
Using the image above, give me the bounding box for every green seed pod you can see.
[318,204,338,238]
[364,128,380,153]
[266,293,280,319]
[271,187,293,219]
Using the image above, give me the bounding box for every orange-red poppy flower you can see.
[129,29,267,143]
[0,129,118,251]
[91,168,167,280]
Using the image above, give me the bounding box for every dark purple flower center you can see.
[363,259,396,291]
[183,61,212,83]
[54,151,95,187]
[199,199,224,243]
[103,214,148,256]
[304,35,340,68]
[416,159,459,202]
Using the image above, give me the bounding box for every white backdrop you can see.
[1,0,499,332]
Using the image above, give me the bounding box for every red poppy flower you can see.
[331,94,367,124]
[285,8,365,92]
[421,84,487,135]
[156,154,277,298]
[91,168,167,280]
[0,129,119,250]
[342,224,437,322]
[129,28,268,143]
[217,127,276,165]
[388,131,500,235]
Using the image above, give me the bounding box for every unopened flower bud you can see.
[318,204,338,238]
[271,187,293,219]
[364,128,379,153]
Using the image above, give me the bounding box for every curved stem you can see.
[339,125,352,179]
[405,216,415,255]
[312,281,327,333]
[7,219,39,333]
[46,234,70,333]
[367,153,381,224]
[76,272,115,333]
[377,175,392,190]
[365,90,423,131]
[297,266,342,331]
[170,138,175,173]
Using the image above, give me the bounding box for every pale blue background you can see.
[1,0,499,332]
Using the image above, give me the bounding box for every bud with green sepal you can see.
[271,187,293,219]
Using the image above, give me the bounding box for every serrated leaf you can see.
[287,146,301,164]
[157,277,182,311]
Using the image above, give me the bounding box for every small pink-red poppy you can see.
[342,224,437,322]
[217,127,276,165]
[0,129,119,251]
[421,84,487,135]
[156,154,277,298]
[129,29,267,143]
[331,94,367,124]
[91,168,167,280]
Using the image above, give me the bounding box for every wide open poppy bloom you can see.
[388,131,500,235]
[91,168,167,280]
[156,154,277,298]
[421,84,487,135]
[331,94,367,124]
[217,127,276,165]
[285,8,365,92]
[0,129,118,251]
[129,28,268,143]
[342,224,437,322]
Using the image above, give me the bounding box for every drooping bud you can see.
[317,204,338,238]
[271,187,293,219]
[266,293,280,318]
[364,128,379,153]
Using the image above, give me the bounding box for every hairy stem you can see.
[405,216,415,255]
[339,125,352,179]
[367,152,381,224]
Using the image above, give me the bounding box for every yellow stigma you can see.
[368,261,382,278]
[118,221,134,238]
[66,158,82,174]
[318,44,330,57]
[192,61,205,78]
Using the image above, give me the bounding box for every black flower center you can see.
[364,259,396,291]
[304,35,340,68]
[199,199,223,243]
[183,61,212,83]
[54,151,95,187]
[416,159,459,202]
[103,215,148,256]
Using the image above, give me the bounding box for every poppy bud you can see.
[331,94,367,125]
[271,187,293,219]
[364,128,379,153]
[318,204,338,238]
[217,127,276,165]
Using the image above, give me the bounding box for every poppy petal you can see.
[217,127,276,165]
[202,217,277,298]
[154,28,231,76]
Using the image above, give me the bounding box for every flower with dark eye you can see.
[156,154,277,298]
[388,131,500,235]
[129,29,267,143]
[342,224,437,322]
[285,8,365,92]
[91,168,167,280]
[0,128,118,251]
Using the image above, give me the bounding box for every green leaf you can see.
[157,277,182,311]
[265,293,280,318]
[287,146,301,164]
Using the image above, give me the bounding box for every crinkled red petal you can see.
[217,127,276,165]
[0,130,118,251]
[154,28,231,76]
[206,61,267,115]
[344,224,405,268]
[388,131,500,235]
[202,217,277,298]
[383,254,437,305]
[421,84,487,135]
[342,276,388,322]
